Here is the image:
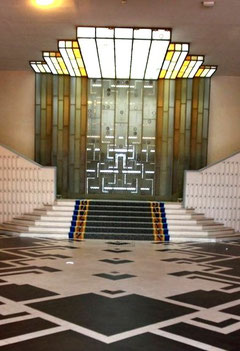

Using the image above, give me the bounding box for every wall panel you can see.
[156,78,210,200]
[36,75,210,200]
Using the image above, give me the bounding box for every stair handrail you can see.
[183,150,240,232]
[0,143,56,223]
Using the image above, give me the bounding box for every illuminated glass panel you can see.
[131,39,151,79]
[196,65,217,77]
[30,61,51,73]
[58,41,86,77]
[145,40,170,80]
[153,29,171,40]
[177,55,204,78]
[115,39,132,78]
[30,26,216,80]
[115,27,133,39]
[159,43,189,79]
[77,38,101,78]
[43,52,68,75]
[86,79,156,195]
[97,38,115,78]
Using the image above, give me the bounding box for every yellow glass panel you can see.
[166,51,174,61]
[77,58,84,67]
[159,70,166,78]
[50,52,55,57]
[51,57,62,74]
[74,49,81,58]
[183,61,196,78]
[195,68,204,77]
[177,61,190,78]
[169,44,174,50]
[59,59,68,73]
[73,41,78,48]
[80,67,86,76]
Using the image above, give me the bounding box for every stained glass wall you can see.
[35,74,210,200]
[87,79,156,196]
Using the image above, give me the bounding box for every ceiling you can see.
[0,0,239,76]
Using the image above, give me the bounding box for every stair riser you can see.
[28,227,69,233]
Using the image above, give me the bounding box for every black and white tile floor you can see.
[0,234,240,350]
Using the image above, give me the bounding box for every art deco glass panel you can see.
[86,79,157,195]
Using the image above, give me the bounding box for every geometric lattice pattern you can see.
[87,79,156,195]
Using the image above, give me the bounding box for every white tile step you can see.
[28,210,47,216]
[40,216,73,221]
[167,225,225,231]
[15,215,41,220]
[28,227,69,233]
[0,226,22,233]
[49,207,192,215]
[0,224,29,231]
[9,219,35,226]
[35,221,71,227]
[55,200,183,209]
[169,229,235,236]
[17,232,240,241]
[20,233,69,239]
[167,219,215,225]
[41,212,206,221]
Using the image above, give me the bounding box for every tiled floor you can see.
[0,234,240,350]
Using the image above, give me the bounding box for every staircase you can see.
[0,199,239,242]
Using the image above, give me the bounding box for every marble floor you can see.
[0,234,240,350]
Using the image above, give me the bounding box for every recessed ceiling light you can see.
[202,1,215,7]
[31,0,62,8]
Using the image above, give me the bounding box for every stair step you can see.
[85,221,153,229]
[28,227,69,233]
[56,200,182,209]
[167,225,224,231]
[20,232,69,239]
[84,226,153,234]
[1,199,236,242]
[1,223,29,231]
[40,216,72,221]
[15,215,41,220]
[86,215,153,222]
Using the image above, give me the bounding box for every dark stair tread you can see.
[87,211,152,217]
[84,216,153,222]
[84,233,154,240]
[85,227,153,234]
[84,221,153,228]
[88,206,151,212]
[88,201,151,207]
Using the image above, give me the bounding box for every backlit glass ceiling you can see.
[30,26,217,79]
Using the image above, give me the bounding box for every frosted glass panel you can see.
[86,79,157,195]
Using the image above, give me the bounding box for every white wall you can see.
[208,76,240,164]
[0,71,35,159]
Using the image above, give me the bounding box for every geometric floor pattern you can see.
[0,234,240,350]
